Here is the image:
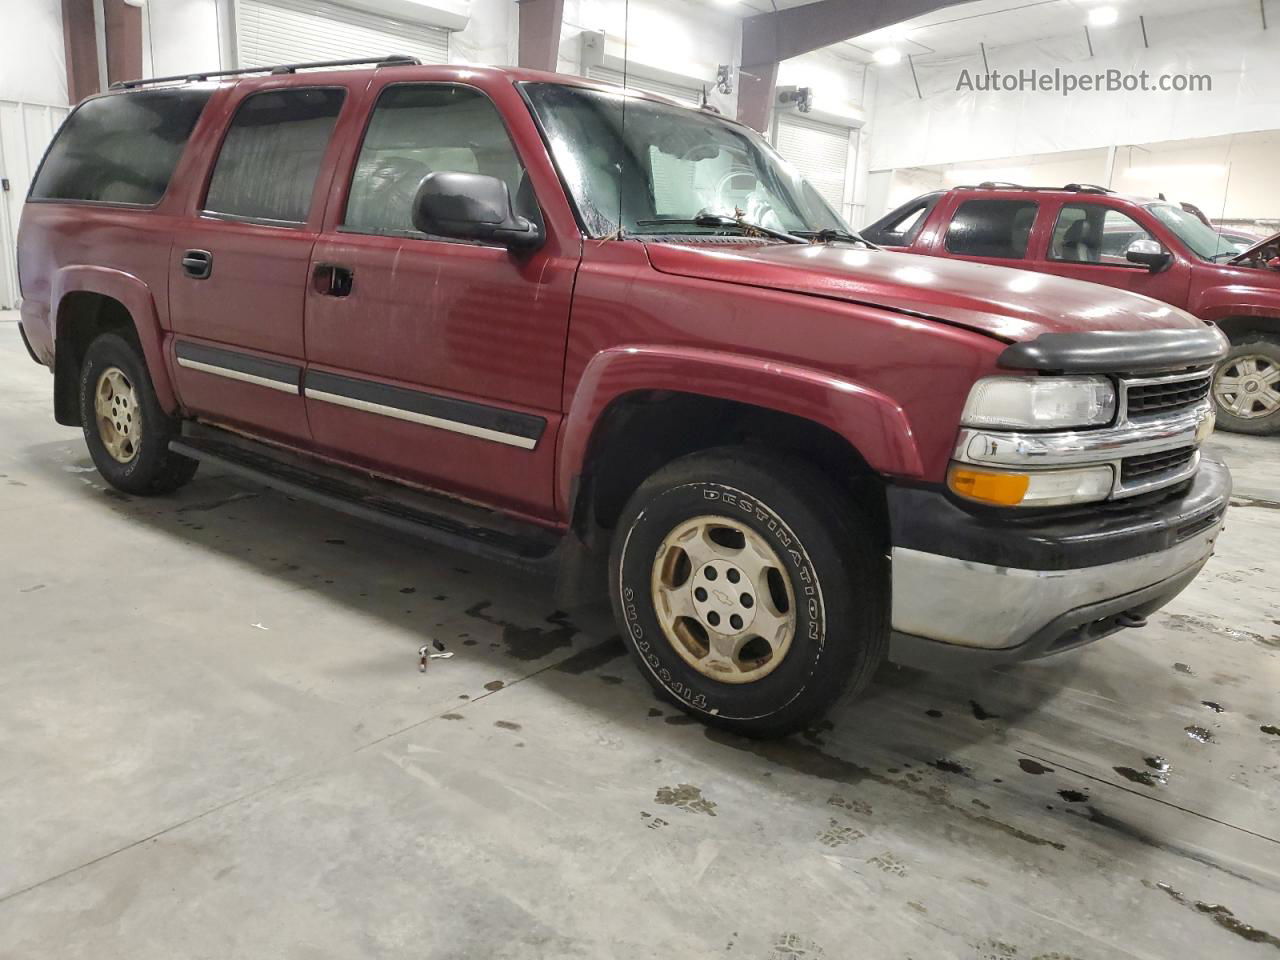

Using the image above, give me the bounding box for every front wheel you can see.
[1212,336,1280,435]
[609,447,887,738]
[78,332,199,495]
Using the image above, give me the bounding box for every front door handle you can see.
[314,263,354,297]
[181,249,212,279]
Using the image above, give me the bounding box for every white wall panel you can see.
[869,3,1280,172]
[0,101,70,308]
[236,0,450,68]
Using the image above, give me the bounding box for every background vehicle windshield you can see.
[524,83,848,238]
[1147,202,1237,260]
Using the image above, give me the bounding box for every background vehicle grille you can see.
[1121,446,1196,485]
[1125,374,1211,418]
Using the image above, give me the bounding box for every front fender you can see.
[1192,282,1280,326]
[51,265,177,414]
[556,345,924,514]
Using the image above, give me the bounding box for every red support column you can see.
[62,0,100,104]
[518,0,565,73]
[103,0,144,87]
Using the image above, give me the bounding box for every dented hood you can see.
[643,242,1203,342]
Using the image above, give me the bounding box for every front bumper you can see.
[887,458,1230,670]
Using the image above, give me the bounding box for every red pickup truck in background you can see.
[861,184,1280,435]
[16,61,1230,736]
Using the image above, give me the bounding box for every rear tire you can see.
[609,447,887,738]
[78,332,198,495]
[1212,336,1280,435]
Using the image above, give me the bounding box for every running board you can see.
[169,427,562,574]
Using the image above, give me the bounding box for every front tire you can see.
[1212,336,1280,435]
[609,447,887,738]
[78,332,198,495]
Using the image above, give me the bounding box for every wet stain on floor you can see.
[552,637,626,674]
[483,680,505,692]
[1057,790,1089,803]
[654,783,717,816]
[929,758,972,777]
[465,602,578,661]
[705,730,1066,851]
[494,720,522,731]
[1261,725,1280,737]
[969,701,1000,721]
[1201,700,1226,713]
[1114,766,1165,788]
[1173,662,1195,675]
[1149,881,1280,949]
[1185,725,1216,743]
[925,709,943,718]
[1018,759,1055,776]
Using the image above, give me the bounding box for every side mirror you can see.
[411,172,543,252]
[1126,237,1171,272]
[1267,256,1280,272]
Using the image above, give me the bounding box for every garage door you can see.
[236,0,450,70]
[0,100,70,310]
[774,113,852,221]
[586,66,702,107]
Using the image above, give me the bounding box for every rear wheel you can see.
[1212,336,1280,435]
[610,447,887,738]
[78,332,198,495]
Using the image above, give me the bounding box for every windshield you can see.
[1146,202,1238,260]
[523,82,848,239]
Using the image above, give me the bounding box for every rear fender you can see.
[556,345,923,514]
[51,265,177,414]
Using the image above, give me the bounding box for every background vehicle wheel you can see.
[1212,336,1280,435]
[609,447,887,738]
[78,332,198,495]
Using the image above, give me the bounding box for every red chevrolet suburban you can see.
[17,59,1230,736]
[862,184,1280,435]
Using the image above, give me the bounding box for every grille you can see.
[1121,446,1196,485]
[1124,374,1211,418]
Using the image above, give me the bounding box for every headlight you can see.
[948,463,1114,507]
[961,376,1116,429]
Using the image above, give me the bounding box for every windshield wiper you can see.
[795,228,879,249]
[633,214,806,244]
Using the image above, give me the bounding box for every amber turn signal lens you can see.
[947,466,1031,506]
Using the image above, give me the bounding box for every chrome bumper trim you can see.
[889,520,1223,650]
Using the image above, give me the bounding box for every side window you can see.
[344,84,534,237]
[204,87,345,225]
[1050,203,1155,265]
[30,89,211,205]
[944,198,1038,259]
[864,195,939,246]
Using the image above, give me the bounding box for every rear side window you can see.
[945,198,1038,259]
[204,88,345,225]
[30,89,211,206]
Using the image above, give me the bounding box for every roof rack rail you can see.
[959,181,1118,195]
[1062,182,1114,194]
[975,180,1024,189]
[110,54,420,90]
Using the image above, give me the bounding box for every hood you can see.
[1228,229,1280,266]
[643,242,1202,342]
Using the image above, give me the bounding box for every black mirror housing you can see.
[412,171,543,251]
[1125,238,1172,272]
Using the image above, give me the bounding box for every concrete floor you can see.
[1,311,1278,960]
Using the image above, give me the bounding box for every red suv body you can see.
[862,184,1280,434]
[16,62,1230,736]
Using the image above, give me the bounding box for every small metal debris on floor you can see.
[418,644,454,671]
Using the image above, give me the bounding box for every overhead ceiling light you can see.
[1088,6,1119,27]
[873,48,902,66]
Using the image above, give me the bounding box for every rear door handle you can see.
[313,263,354,297]
[182,249,212,279]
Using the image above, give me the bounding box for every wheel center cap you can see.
[690,560,757,634]
[1244,379,1260,393]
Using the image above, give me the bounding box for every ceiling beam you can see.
[517,0,565,73]
[740,0,967,68]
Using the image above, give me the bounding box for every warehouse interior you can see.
[1,0,1278,957]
